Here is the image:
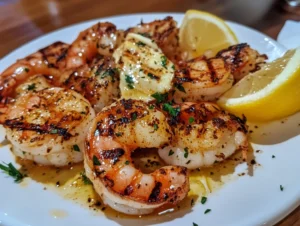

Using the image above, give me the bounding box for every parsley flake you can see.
[204,209,211,214]
[149,105,154,110]
[168,150,174,156]
[189,117,195,124]
[125,160,130,165]
[50,129,58,134]
[115,132,123,137]
[161,56,168,69]
[175,84,186,93]
[151,92,168,104]
[131,112,137,121]
[73,144,80,152]
[93,156,101,166]
[153,124,158,131]
[184,147,189,158]
[147,72,157,79]
[280,185,284,191]
[201,196,207,204]
[81,171,92,185]
[27,83,36,91]
[24,68,29,73]
[193,223,198,226]
[136,41,146,47]
[162,103,180,117]
[0,162,24,183]
[125,74,134,89]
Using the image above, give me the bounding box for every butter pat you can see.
[113,33,174,101]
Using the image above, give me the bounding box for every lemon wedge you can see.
[218,47,300,122]
[179,9,238,59]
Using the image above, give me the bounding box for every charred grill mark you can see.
[207,59,219,83]
[102,148,125,164]
[217,43,248,59]
[4,119,72,140]
[120,99,133,110]
[103,176,114,187]
[229,113,248,133]
[212,117,226,128]
[148,182,162,203]
[38,41,69,68]
[124,185,134,195]
[180,167,188,176]
[56,48,68,62]
[159,168,167,175]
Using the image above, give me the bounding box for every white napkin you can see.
[277,20,300,49]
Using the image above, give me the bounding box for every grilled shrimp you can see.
[15,74,52,96]
[0,42,69,99]
[216,43,267,81]
[65,22,124,69]
[173,43,267,102]
[62,56,120,113]
[126,16,180,62]
[173,56,234,102]
[84,99,189,215]
[158,102,248,169]
[1,88,95,166]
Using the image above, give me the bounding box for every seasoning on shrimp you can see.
[84,99,189,215]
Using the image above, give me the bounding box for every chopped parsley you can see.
[189,117,195,124]
[161,56,168,69]
[147,72,156,79]
[151,92,168,104]
[125,160,130,165]
[168,150,174,156]
[272,155,275,158]
[136,41,146,47]
[50,129,58,134]
[201,196,207,204]
[93,155,101,166]
[125,74,134,89]
[193,223,198,226]
[175,83,186,93]
[115,132,123,137]
[27,83,36,91]
[186,160,191,164]
[0,162,24,183]
[72,144,80,152]
[81,171,92,185]
[153,124,158,131]
[280,185,284,191]
[204,209,211,214]
[100,68,118,82]
[184,147,189,158]
[131,112,137,121]
[162,103,180,117]
[172,64,175,70]
[149,105,154,110]
[24,68,29,73]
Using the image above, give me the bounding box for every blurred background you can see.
[0,0,299,57]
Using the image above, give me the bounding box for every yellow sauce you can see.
[17,146,253,220]
[49,209,68,219]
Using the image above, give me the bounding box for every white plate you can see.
[0,13,299,226]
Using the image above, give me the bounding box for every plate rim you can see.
[0,12,296,226]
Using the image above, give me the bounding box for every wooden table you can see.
[0,0,299,225]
